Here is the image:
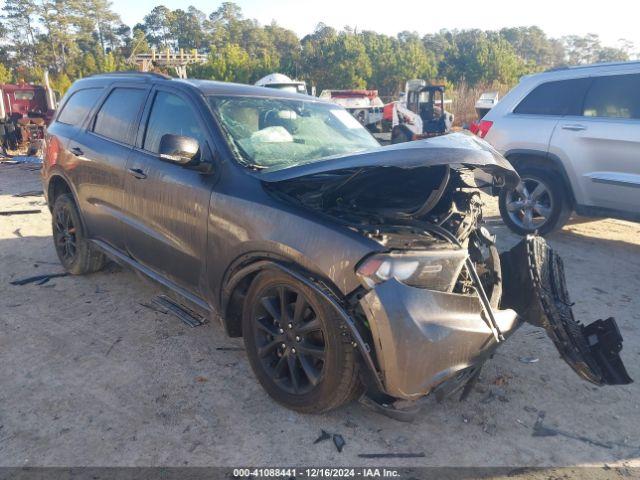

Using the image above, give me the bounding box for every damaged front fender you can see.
[501,235,632,386]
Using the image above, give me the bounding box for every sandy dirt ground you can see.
[1,163,639,474]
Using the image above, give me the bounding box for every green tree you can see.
[0,62,12,83]
[2,0,40,68]
[500,26,564,69]
[171,7,206,50]
[143,5,174,49]
[561,33,627,64]
[395,34,437,86]
[191,44,253,83]
[301,25,371,91]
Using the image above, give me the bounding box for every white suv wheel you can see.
[505,176,554,231]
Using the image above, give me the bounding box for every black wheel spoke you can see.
[297,341,325,359]
[258,339,280,358]
[297,316,321,335]
[278,287,289,324]
[273,354,288,377]
[286,354,300,393]
[256,316,279,336]
[260,296,280,322]
[292,293,307,323]
[298,354,320,386]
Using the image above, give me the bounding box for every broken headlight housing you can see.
[356,249,468,292]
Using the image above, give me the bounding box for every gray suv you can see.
[477,61,640,235]
[42,73,630,418]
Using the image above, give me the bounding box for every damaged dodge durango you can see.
[42,73,631,419]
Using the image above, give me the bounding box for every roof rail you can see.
[86,71,172,80]
[545,60,640,72]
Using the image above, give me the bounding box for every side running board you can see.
[500,235,632,386]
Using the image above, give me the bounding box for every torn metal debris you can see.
[10,272,69,286]
[0,209,41,216]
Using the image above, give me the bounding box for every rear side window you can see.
[514,78,592,116]
[57,88,102,125]
[93,88,147,144]
[143,91,206,153]
[583,74,640,119]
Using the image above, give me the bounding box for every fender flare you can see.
[222,258,386,394]
[503,148,576,206]
[46,170,91,233]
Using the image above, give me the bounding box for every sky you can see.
[110,0,640,50]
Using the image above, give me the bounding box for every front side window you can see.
[514,78,592,116]
[57,88,102,126]
[207,96,380,169]
[93,88,147,144]
[583,74,640,119]
[144,91,206,154]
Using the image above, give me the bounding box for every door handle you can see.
[127,167,147,179]
[71,146,84,156]
[561,124,587,131]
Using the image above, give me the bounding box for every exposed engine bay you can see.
[266,164,503,306]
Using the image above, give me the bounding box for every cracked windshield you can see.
[208,96,380,169]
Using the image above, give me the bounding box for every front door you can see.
[123,88,214,291]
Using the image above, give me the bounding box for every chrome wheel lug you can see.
[279,328,284,334]
[295,336,300,342]
[288,323,293,329]
[291,347,296,354]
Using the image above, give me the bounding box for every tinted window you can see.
[93,88,147,144]
[583,74,640,119]
[57,88,102,125]
[143,91,206,153]
[514,78,592,116]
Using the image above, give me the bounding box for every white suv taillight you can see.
[475,120,493,138]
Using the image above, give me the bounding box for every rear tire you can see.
[52,194,106,275]
[499,168,572,236]
[242,270,362,413]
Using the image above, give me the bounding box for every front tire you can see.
[242,270,361,413]
[52,194,106,274]
[499,168,571,236]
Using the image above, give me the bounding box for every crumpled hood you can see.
[257,131,519,188]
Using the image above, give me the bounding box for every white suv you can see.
[475,61,640,235]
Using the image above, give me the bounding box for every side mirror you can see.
[158,134,199,165]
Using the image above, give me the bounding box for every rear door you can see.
[549,73,640,213]
[70,84,150,250]
[123,87,214,291]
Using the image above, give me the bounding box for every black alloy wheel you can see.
[51,194,106,274]
[252,285,326,395]
[53,202,78,263]
[242,270,362,413]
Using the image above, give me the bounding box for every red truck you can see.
[0,73,57,156]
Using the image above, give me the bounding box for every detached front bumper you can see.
[358,236,632,404]
[359,279,520,401]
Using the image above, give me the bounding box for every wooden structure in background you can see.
[130,48,208,79]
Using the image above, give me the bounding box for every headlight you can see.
[356,249,468,292]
